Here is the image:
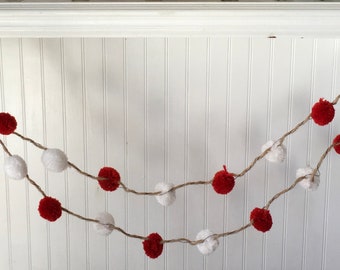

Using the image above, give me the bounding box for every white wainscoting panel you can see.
[0,37,340,270]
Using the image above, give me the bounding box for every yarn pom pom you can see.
[261,140,287,163]
[296,166,320,191]
[0,112,17,135]
[41,149,68,173]
[333,134,340,154]
[38,196,62,222]
[212,165,235,195]
[98,167,120,192]
[155,182,176,206]
[311,98,335,126]
[250,207,273,233]
[4,155,27,180]
[196,229,219,255]
[143,233,163,259]
[93,212,115,236]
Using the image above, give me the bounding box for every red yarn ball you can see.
[212,165,235,195]
[250,207,273,233]
[333,134,340,154]
[0,112,17,135]
[98,167,120,192]
[38,196,62,222]
[143,233,163,259]
[311,98,335,126]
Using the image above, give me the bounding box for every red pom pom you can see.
[98,167,120,192]
[0,112,17,135]
[311,98,335,126]
[38,196,62,222]
[212,165,235,195]
[250,207,272,233]
[143,233,163,259]
[333,135,340,154]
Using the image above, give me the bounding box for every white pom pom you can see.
[261,140,287,163]
[4,155,27,180]
[196,229,219,255]
[41,148,68,172]
[155,182,176,206]
[93,212,115,236]
[296,166,320,191]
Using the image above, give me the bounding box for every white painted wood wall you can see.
[0,4,340,270]
[0,36,339,270]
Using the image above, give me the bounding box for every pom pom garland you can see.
[155,182,176,206]
[4,155,27,180]
[296,167,320,191]
[41,148,68,173]
[143,233,163,259]
[93,212,115,236]
[250,208,273,233]
[311,98,335,126]
[333,134,340,154]
[1,94,340,259]
[97,167,120,192]
[196,229,219,255]
[212,165,235,195]
[261,140,287,163]
[38,196,62,222]
[0,112,17,135]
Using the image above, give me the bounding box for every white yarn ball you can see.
[296,166,320,191]
[261,140,287,163]
[196,229,219,255]
[93,212,115,236]
[155,182,176,207]
[4,155,27,180]
[41,148,68,173]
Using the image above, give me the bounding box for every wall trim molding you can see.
[0,2,340,37]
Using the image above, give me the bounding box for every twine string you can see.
[26,174,47,198]
[0,138,47,197]
[8,115,314,196]
[0,139,12,156]
[264,142,336,210]
[13,132,47,150]
[235,114,310,179]
[12,133,212,195]
[235,94,340,179]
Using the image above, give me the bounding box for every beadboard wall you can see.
[0,37,340,270]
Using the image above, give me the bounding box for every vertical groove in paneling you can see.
[143,37,148,270]
[102,37,109,270]
[282,38,296,270]
[39,38,51,270]
[19,38,32,270]
[80,38,90,270]
[59,38,70,270]
[321,39,338,270]
[222,37,232,270]
[123,38,129,270]
[0,38,13,270]
[204,37,210,229]
[124,38,147,268]
[164,37,169,270]
[243,37,253,270]
[183,37,190,270]
[263,38,275,270]
[302,39,317,270]
[203,37,211,270]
